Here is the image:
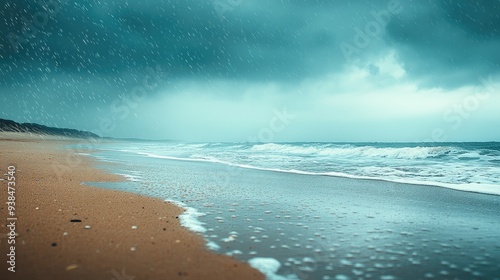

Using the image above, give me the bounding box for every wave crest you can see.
[251,143,453,159]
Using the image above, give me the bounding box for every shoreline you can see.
[117,149,500,197]
[0,133,264,280]
[93,145,500,279]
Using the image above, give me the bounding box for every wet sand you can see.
[0,133,264,280]
[103,148,500,279]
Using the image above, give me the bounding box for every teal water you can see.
[84,141,500,280]
[95,141,500,195]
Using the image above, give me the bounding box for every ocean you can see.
[97,142,500,195]
[83,141,500,279]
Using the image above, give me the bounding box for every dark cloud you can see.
[1,0,499,140]
[386,0,500,88]
[1,0,341,85]
[2,0,499,89]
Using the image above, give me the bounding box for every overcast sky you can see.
[1,0,499,141]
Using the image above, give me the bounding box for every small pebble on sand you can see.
[65,264,79,271]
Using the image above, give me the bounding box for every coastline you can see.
[0,133,264,280]
[91,145,500,279]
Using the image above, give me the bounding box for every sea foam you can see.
[164,200,207,233]
[249,258,297,280]
[99,141,500,196]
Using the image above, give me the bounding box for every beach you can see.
[88,141,500,279]
[0,133,264,280]
[2,1,498,279]
[1,135,499,280]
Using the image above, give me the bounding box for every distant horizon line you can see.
[1,118,498,144]
[112,138,499,144]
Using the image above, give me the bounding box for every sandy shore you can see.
[0,133,263,280]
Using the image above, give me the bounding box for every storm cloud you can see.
[1,0,499,141]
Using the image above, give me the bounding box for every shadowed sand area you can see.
[0,133,264,280]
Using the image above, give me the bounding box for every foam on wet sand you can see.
[0,133,264,280]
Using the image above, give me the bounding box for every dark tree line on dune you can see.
[0,118,99,138]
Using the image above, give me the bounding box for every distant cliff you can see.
[0,118,99,138]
